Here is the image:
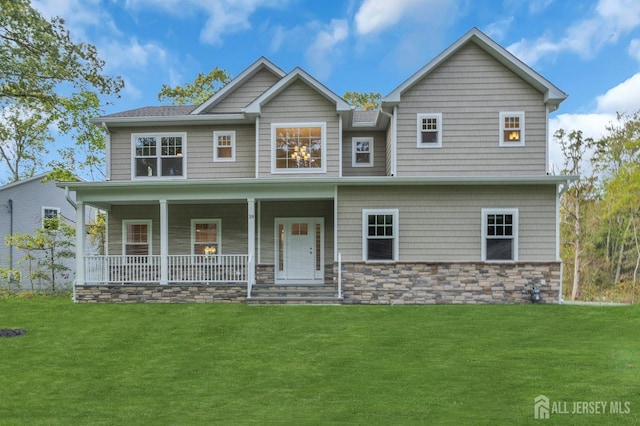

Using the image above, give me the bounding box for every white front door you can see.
[275,218,324,283]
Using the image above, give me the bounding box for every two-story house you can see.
[60,28,575,304]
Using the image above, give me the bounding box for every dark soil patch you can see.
[0,329,27,337]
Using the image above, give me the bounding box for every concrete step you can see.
[247,296,343,305]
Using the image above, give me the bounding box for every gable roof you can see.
[190,57,286,115]
[100,105,197,118]
[243,67,351,115]
[382,27,567,111]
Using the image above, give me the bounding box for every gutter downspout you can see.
[378,107,396,177]
[102,122,111,181]
[7,199,13,272]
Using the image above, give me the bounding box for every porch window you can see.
[123,220,151,257]
[481,209,518,261]
[191,219,221,255]
[132,133,186,178]
[499,112,525,146]
[352,137,374,167]
[362,209,399,261]
[271,122,326,173]
[213,131,235,162]
[42,207,60,230]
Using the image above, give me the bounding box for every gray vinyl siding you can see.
[258,200,334,264]
[209,68,281,113]
[107,203,248,255]
[337,185,556,262]
[342,131,387,176]
[257,80,340,178]
[109,125,255,181]
[396,42,547,176]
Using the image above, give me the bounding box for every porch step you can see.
[248,283,342,305]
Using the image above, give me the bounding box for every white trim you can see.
[352,137,374,167]
[499,111,525,147]
[213,130,236,162]
[334,185,338,262]
[190,218,222,255]
[338,115,343,177]
[545,104,550,173]
[274,217,324,283]
[556,184,561,261]
[75,201,85,286]
[362,209,399,262]
[131,132,187,180]
[270,122,327,174]
[255,117,260,179]
[392,106,398,176]
[159,200,168,285]
[122,219,152,256]
[481,208,519,261]
[416,113,442,148]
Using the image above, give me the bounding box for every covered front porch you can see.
[64,179,340,302]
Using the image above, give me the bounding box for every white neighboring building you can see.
[0,173,79,291]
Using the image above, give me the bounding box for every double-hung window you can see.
[191,219,221,256]
[132,133,186,178]
[499,112,525,146]
[123,220,152,260]
[213,131,235,162]
[417,113,442,148]
[42,207,60,230]
[271,123,326,173]
[482,209,518,261]
[362,209,399,261]
[352,137,374,167]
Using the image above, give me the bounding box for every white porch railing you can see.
[84,255,249,284]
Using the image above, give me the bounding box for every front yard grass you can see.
[0,298,638,425]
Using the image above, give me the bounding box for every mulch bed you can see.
[0,329,27,337]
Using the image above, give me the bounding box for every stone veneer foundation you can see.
[74,262,561,304]
[336,262,561,304]
[74,284,246,303]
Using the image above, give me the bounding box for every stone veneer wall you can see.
[336,262,561,304]
[75,284,246,303]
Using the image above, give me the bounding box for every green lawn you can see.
[0,298,638,425]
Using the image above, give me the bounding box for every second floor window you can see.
[133,133,186,178]
[213,131,235,162]
[499,112,525,146]
[352,137,374,167]
[417,113,442,148]
[271,123,326,173]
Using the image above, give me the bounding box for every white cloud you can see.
[629,39,640,62]
[354,0,455,35]
[125,0,290,45]
[595,72,640,114]
[33,0,121,40]
[508,0,640,65]
[484,17,515,42]
[99,38,168,70]
[305,20,349,80]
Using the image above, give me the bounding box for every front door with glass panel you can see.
[275,218,324,283]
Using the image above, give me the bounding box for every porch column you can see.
[75,201,85,286]
[247,198,256,286]
[160,199,168,285]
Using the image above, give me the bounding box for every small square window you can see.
[417,113,442,148]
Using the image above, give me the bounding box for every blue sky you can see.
[32,0,640,172]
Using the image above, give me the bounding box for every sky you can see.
[31,0,640,173]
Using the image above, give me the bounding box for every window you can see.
[132,133,186,178]
[482,209,518,261]
[271,123,326,173]
[352,137,374,167]
[499,112,525,146]
[191,219,221,255]
[123,220,152,257]
[417,113,442,148]
[213,131,235,162]
[42,207,60,230]
[362,209,399,261]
